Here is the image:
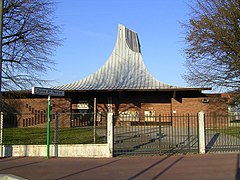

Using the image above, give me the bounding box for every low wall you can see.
[2,144,111,158]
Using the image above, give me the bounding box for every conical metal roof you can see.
[54,24,179,91]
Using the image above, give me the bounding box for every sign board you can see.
[77,102,89,110]
[32,87,65,97]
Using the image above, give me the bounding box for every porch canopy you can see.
[54,24,210,92]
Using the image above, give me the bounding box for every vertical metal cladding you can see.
[53,24,177,91]
[125,27,141,53]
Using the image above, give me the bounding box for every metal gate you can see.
[204,113,240,153]
[114,114,199,156]
[113,113,240,156]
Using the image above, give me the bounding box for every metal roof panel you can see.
[53,24,198,91]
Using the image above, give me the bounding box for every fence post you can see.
[0,112,3,157]
[54,112,58,157]
[198,111,205,154]
[93,97,96,144]
[187,113,190,152]
[107,112,113,157]
[159,115,162,154]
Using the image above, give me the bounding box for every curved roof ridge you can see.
[54,24,179,91]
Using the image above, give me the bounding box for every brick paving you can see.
[0,153,239,180]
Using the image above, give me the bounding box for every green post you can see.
[47,95,51,159]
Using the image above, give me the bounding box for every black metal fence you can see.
[2,112,107,145]
[205,113,240,153]
[113,113,240,156]
[56,112,107,144]
[2,111,240,156]
[114,114,199,156]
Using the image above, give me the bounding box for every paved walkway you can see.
[0,153,240,180]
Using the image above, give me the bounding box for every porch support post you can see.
[107,112,113,157]
[198,111,206,154]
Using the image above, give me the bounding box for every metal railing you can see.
[113,113,240,156]
[2,112,107,145]
[113,114,199,156]
[205,113,240,153]
[1,111,240,156]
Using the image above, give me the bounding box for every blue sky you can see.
[48,0,190,87]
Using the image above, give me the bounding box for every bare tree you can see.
[1,0,60,90]
[183,0,240,91]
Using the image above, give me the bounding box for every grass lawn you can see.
[216,126,240,138]
[3,127,106,145]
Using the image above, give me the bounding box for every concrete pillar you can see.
[198,111,205,154]
[107,112,113,157]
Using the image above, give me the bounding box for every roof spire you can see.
[54,24,176,91]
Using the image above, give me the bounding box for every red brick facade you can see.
[3,90,230,128]
[4,97,71,128]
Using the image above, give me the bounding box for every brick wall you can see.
[172,97,228,115]
[4,98,71,128]
[3,91,230,128]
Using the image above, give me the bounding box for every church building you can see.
[4,24,229,128]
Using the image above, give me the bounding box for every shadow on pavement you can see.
[236,154,240,180]
[56,159,120,180]
[152,157,183,179]
[128,155,183,180]
[0,161,41,171]
[0,157,25,162]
